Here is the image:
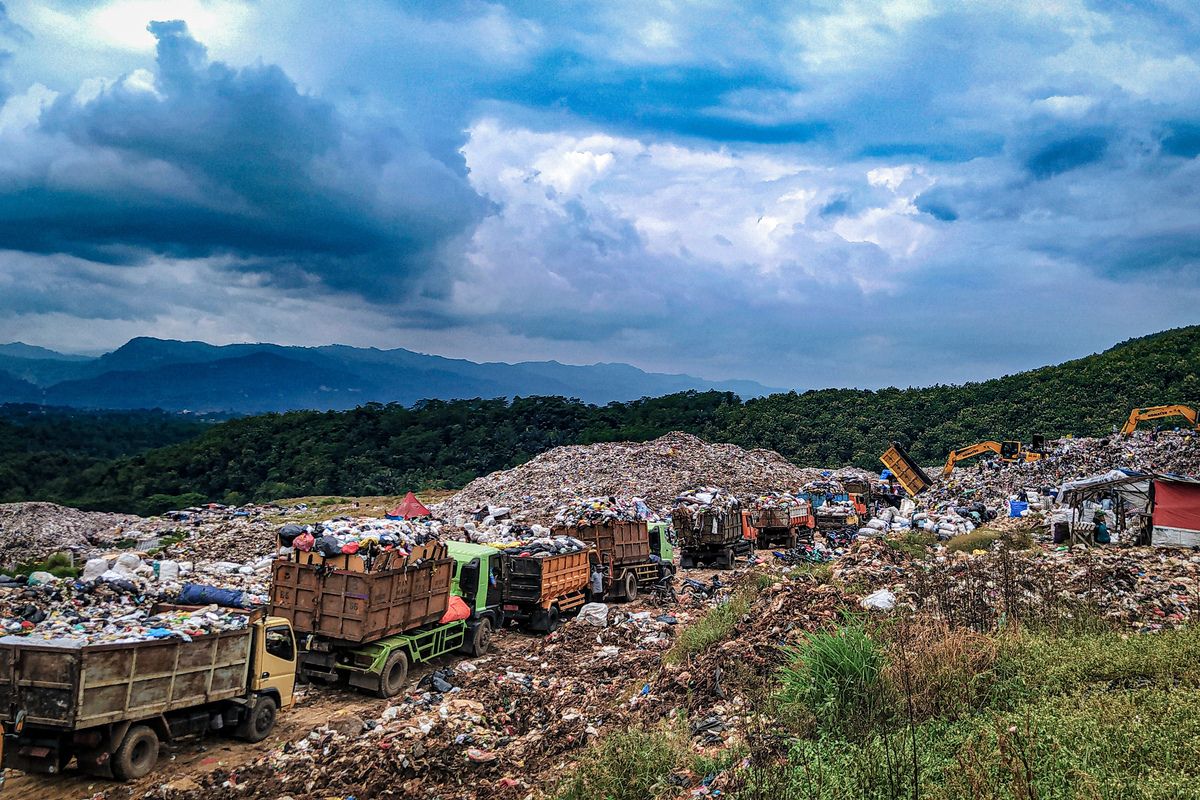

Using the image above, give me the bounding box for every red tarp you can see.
[387,491,431,520]
[1153,480,1200,532]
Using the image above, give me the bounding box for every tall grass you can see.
[665,587,754,665]
[779,626,884,735]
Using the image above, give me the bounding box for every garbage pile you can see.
[930,431,1200,516]
[437,431,825,524]
[673,487,740,528]
[504,535,592,557]
[280,517,442,566]
[0,502,143,564]
[553,496,655,526]
[0,599,248,652]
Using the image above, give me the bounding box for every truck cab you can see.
[648,522,674,575]
[445,541,505,654]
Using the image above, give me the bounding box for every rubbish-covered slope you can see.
[436,431,832,523]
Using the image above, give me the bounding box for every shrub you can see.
[779,626,884,734]
[554,724,686,800]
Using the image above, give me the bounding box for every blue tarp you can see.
[178,582,247,608]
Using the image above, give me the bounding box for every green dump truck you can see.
[269,541,491,698]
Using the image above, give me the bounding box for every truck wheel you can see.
[680,555,694,569]
[111,725,159,781]
[235,695,279,743]
[469,618,493,656]
[722,547,735,568]
[622,571,639,602]
[545,606,562,633]
[376,650,410,698]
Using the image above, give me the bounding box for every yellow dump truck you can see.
[0,606,295,782]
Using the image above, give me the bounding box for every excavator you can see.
[1119,404,1199,435]
[942,438,1044,479]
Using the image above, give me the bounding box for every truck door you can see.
[485,554,503,608]
[256,622,298,707]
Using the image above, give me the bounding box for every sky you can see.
[0,0,1198,389]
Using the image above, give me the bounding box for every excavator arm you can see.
[942,441,1002,478]
[1120,405,1199,435]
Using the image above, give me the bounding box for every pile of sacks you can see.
[78,552,271,606]
[280,517,441,560]
[673,487,740,528]
[747,491,803,510]
[1,600,249,646]
[553,496,655,527]
[505,535,591,557]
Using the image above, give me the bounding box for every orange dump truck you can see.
[500,549,593,632]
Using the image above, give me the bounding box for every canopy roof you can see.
[387,491,431,519]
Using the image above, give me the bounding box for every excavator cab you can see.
[999,441,1022,460]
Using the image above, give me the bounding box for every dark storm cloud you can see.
[0,20,486,296]
[1025,134,1110,179]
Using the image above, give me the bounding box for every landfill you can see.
[0,502,144,564]
[552,495,655,526]
[4,428,1200,799]
[436,431,826,524]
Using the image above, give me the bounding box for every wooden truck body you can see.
[0,606,295,782]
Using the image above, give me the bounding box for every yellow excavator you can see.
[1119,404,1199,435]
[942,439,1044,478]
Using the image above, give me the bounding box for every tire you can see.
[545,606,562,633]
[622,571,639,602]
[680,555,694,569]
[235,695,278,743]
[468,618,493,656]
[111,725,159,781]
[375,649,410,698]
[722,547,735,568]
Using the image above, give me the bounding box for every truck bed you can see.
[503,550,592,608]
[674,511,743,547]
[556,521,650,566]
[0,626,252,730]
[270,543,453,644]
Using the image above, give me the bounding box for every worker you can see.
[1094,519,1111,545]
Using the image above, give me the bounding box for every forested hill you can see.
[4,326,1198,515]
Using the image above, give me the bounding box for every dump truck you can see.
[556,520,674,601]
[500,549,593,632]
[880,442,933,496]
[746,499,813,548]
[446,540,506,652]
[269,541,489,698]
[0,606,295,782]
[674,505,750,569]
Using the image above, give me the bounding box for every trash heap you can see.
[746,491,803,511]
[437,431,825,524]
[929,431,1200,516]
[0,585,248,645]
[672,487,740,528]
[0,502,143,565]
[280,517,442,567]
[553,496,655,526]
[503,535,591,557]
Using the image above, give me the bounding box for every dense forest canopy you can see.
[2,326,1197,516]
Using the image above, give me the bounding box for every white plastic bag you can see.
[578,602,609,627]
[861,589,896,611]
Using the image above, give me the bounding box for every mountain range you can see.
[0,338,778,412]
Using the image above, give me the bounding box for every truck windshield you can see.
[266,626,295,660]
